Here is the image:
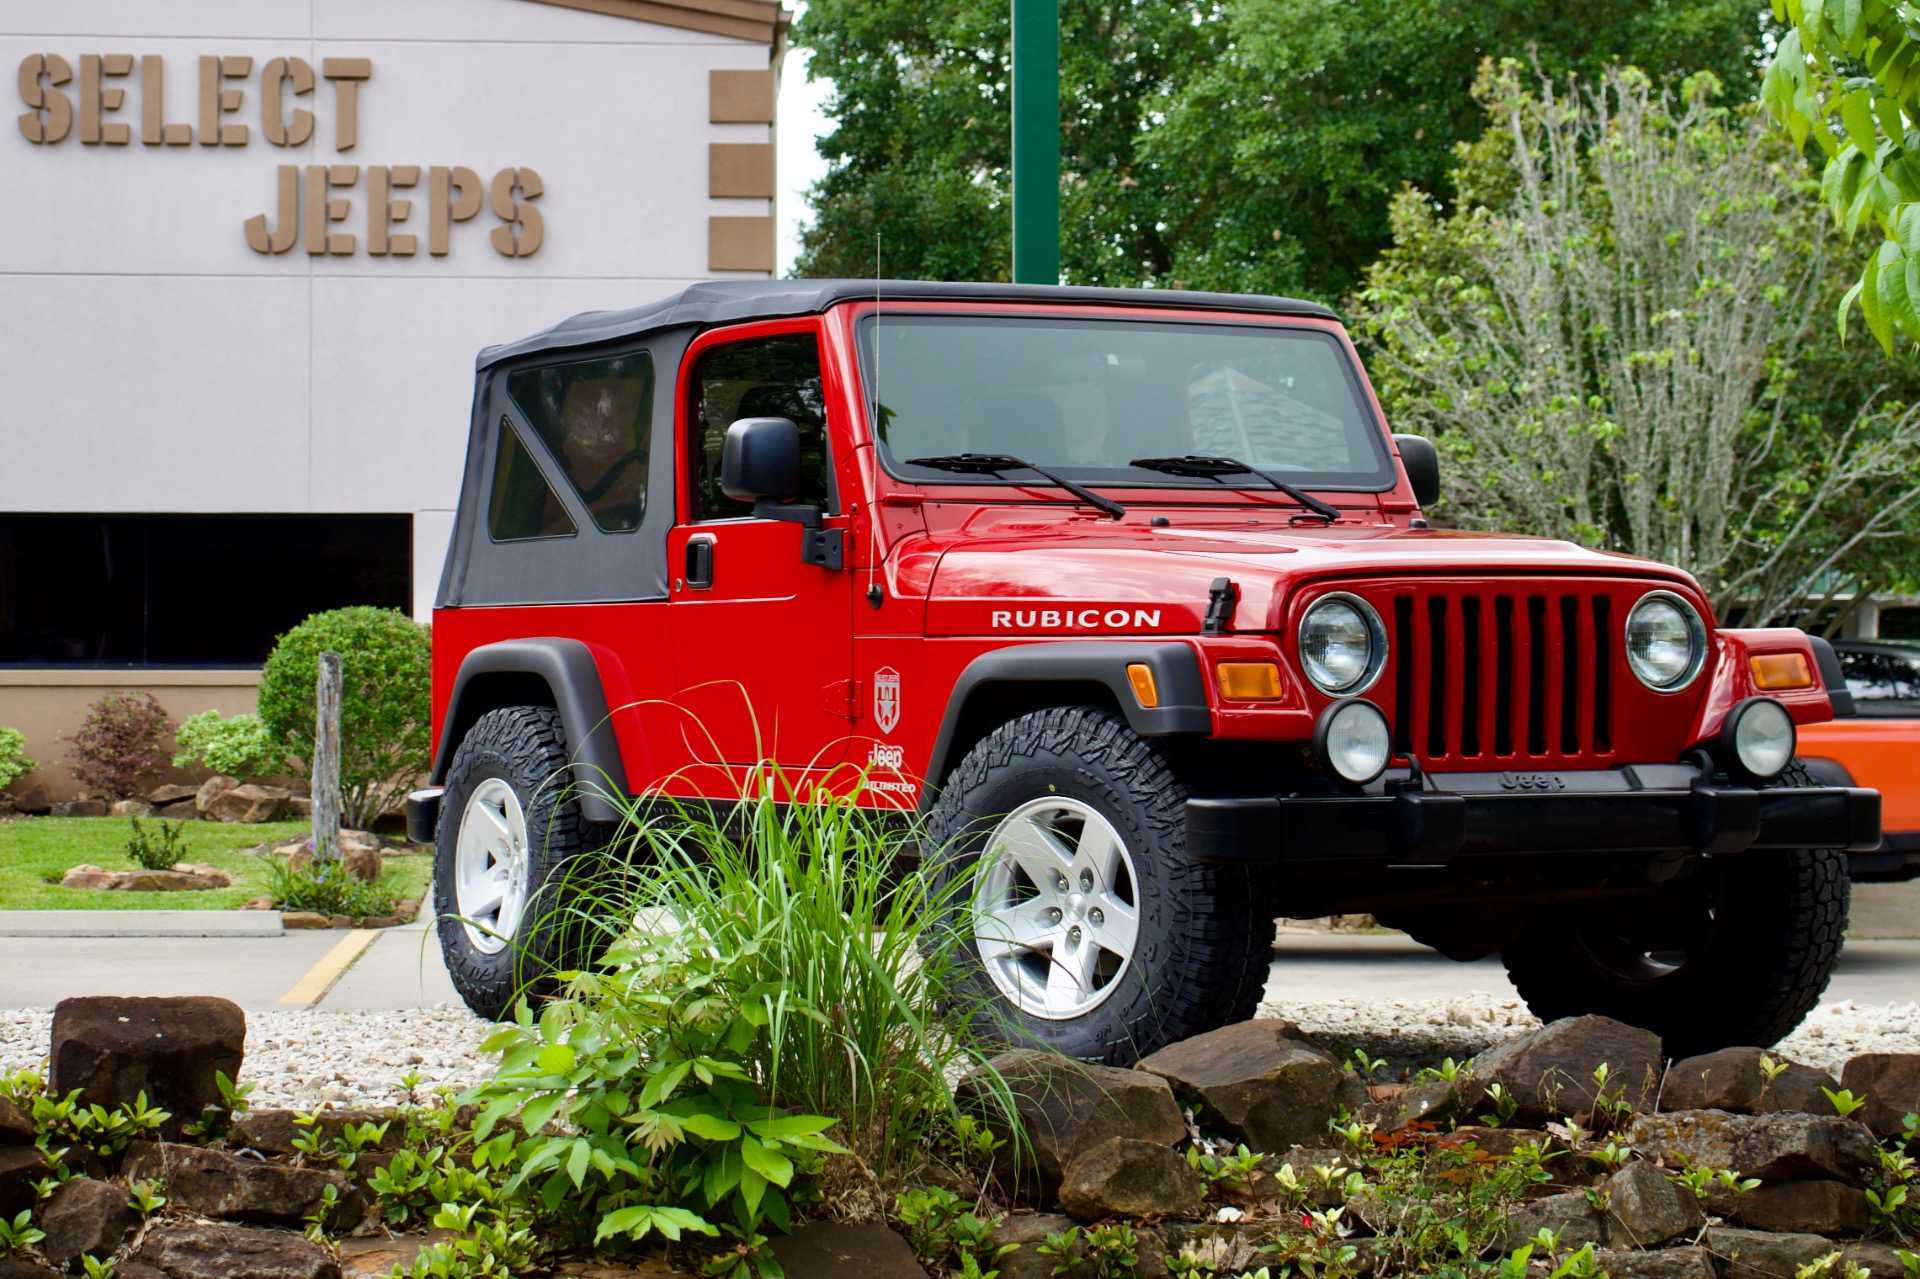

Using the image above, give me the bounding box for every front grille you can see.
[1387,585,1617,767]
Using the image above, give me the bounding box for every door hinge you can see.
[802,528,845,570]
[825,679,864,719]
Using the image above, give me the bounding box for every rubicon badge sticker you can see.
[873,667,901,734]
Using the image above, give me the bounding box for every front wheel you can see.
[1501,770,1848,1058]
[924,705,1273,1065]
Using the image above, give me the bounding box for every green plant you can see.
[1084,1223,1140,1279]
[129,1180,167,1217]
[1037,1226,1086,1278]
[23,1087,169,1160]
[171,710,287,781]
[0,726,37,792]
[1478,1082,1519,1128]
[1824,1088,1869,1119]
[1867,1183,1909,1228]
[63,691,171,798]
[393,1202,543,1279]
[1894,1249,1918,1279]
[894,1187,1012,1274]
[256,606,431,828]
[261,855,403,918]
[183,1069,253,1142]
[0,1211,46,1256]
[1795,1253,1872,1279]
[124,817,190,872]
[78,1255,114,1279]
[1417,1058,1465,1087]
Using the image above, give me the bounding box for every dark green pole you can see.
[1011,0,1060,285]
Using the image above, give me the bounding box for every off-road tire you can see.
[435,705,595,1021]
[1500,761,1848,1058]
[924,705,1273,1065]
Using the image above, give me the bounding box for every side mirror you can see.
[721,417,801,502]
[1393,434,1441,508]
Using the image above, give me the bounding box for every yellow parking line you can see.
[277,930,380,1006]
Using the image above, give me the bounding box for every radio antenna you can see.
[867,232,885,609]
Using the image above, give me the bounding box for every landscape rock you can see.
[1136,1020,1368,1152]
[51,798,108,817]
[960,1051,1187,1196]
[243,895,275,910]
[1589,1248,1718,1279]
[282,912,329,929]
[156,800,199,819]
[288,797,313,818]
[0,1260,58,1279]
[343,844,383,883]
[337,1235,454,1279]
[1627,1110,1878,1184]
[35,1176,136,1266]
[768,1221,928,1279]
[194,775,239,814]
[1459,1016,1663,1126]
[11,783,51,815]
[0,1098,31,1144]
[50,995,245,1137]
[1661,1047,1839,1116]
[1703,1227,1857,1279]
[1359,1079,1459,1132]
[60,864,120,891]
[1839,1053,1920,1144]
[125,1141,364,1230]
[1845,1241,1920,1278]
[206,784,287,824]
[231,1110,400,1158]
[992,1214,1091,1279]
[1602,1160,1704,1247]
[132,1222,342,1279]
[116,869,226,892]
[1058,1136,1206,1222]
[147,784,200,805]
[1435,1126,1552,1159]
[1705,1179,1871,1236]
[112,799,156,818]
[1498,1190,1606,1252]
[0,1145,47,1215]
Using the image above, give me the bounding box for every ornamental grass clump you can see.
[464,769,1015,1269]
[261,853,404,917]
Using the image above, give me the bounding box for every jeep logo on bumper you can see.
[1500,772,1566,791]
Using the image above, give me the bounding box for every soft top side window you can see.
[691,333,830,521]
[488,419,576,543]
[507,351,655,533]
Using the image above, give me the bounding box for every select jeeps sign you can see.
[15,53,543,258]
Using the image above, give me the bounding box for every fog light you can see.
[1313,699,1392,785]
[1218,662,1284,701]
[1723,697,1796,781]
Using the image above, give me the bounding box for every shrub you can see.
[261,855,404,918]
[256,607,431,829]
[125,818,191,872]
[172,710,287,781]
[63,692,171,798]
[0,727,36,791]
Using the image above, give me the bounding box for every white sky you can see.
[776,9,834,277]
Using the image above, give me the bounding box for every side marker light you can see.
[1217,662,1285,702]
[1749,652,1813,691]
[1126,663,1159,709]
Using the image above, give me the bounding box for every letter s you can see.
[18,54,74,144]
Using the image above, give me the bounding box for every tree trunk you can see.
[313,651,343,862]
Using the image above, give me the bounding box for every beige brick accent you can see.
[709,216,775,272]
[710,69,776,123]
[709,143,775,198]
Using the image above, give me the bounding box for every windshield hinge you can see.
[1203,577,1239,634]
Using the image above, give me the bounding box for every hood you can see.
[919,507,1697,637]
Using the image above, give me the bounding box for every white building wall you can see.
[1,0,774,583]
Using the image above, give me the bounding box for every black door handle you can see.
[686,536,714,589]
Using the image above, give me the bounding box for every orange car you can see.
[1801,639,1920,881]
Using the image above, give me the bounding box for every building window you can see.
[0,515,411,667]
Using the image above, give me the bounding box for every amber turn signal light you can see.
[1217,662,1285,702]
[1126,663,1159,709]
[1749,652,1813,691]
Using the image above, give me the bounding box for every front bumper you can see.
[1185,765,1881,866]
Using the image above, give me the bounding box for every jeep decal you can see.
[990,608,1163,630]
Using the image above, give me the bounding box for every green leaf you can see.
[739,1136,795,1189]
[739,1163,768,1216]
[565,1138,592,1190]
[520,1093,565,1137]
[1845,87,1882,154]
[536,1044,578,1077]
[680,1112,743,1142]
[639,1060,692,1111]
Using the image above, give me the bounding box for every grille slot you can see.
[1389,585,1620,766]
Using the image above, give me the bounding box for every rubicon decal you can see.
[990,608,1163,630]
[873,667,901,733]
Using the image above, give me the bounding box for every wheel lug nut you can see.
[1079,869,1094,891]
[1068,926,1083,944]
[1047,908,1063,925]
[1054,872,1069,892]
[1090,908,1104,926]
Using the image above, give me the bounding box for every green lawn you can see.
[0,817,432,911]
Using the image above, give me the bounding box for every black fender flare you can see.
[430,638,627,824]
[923,641,1212,790]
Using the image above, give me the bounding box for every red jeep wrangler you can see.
[414,280,1880,1063]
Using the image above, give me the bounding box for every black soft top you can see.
[475,278,1338,369]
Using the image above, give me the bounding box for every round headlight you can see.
[1724,697,1796,780]
[1625,591,1706,691]
[1314,699,1392,785]
[1299,594,1387,695]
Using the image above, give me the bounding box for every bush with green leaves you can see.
[261,854,404,918]
[0,726,36,792]
[62,691,171,798]
[171,710,286,781]
[256,606,431,828]
[125,817,191,872]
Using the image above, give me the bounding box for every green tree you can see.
[791,0,1763,300]
[1764,0,1920,349]
[1355,64,1920,627]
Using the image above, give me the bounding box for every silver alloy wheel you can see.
[454,777,532,955]
[971,797,1142,1020]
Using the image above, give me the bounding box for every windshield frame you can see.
[850,309,1398,494]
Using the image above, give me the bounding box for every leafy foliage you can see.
[256,607,431,828]
[0,726,36,792]
[1763,0,1920,350]
[62,692,171,798]
[260,853,404,918]
[1356,63,1920,624]
[791,0,1761,301]
[124,817,190,872]
[171,710,287,782]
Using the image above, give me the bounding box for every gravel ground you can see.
[3,997,1915,1109]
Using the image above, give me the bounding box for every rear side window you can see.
[506,351,655,533]
[488,420,576,542]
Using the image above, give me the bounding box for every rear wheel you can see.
[1501,764,1848,1057]
[435,706,594,1020]
[924,705,1273,1065]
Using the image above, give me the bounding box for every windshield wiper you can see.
[1130,454,1342,523]
[904,453,1127,520]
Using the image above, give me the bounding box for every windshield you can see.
[857,314,1393,489]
